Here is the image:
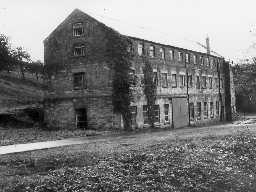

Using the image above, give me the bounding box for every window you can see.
[169,50,174,60]
[180,74,186,87]
[178,52,183,62]
[196,76,200,89]
[202,76,207,89]
[185,53,190,63]
[130,106,137,126]
[73,72,86,90]
[199,56,204,65]
[149,45,155,57]
[210,102,214,118]
[138,43,144,56]
[203,102,208,118]
[143,105,149,124]
[153,105,160,123]
[164,104,170,123]
[153,72,158,86]
[171,74,177,88]
[210,58,214,68]
[160,48,165,59]
[221,78,224,88]
[127,43,132,52]
[209,77,213,89]
[188,75,193,88]
[216,101,219,115]
[162,73,168,88]
[196,102,201,119]
[215,77,219,88]
[193,54,197,64]
[73,45,86,56]
[205,57,209,66]
[189,103,195,120]
[73,23,84,37]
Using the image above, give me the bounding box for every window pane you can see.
[172,74,177,87]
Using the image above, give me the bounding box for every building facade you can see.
[43,9,234,130]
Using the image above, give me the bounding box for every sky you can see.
[1,0,256,63]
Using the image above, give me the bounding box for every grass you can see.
[1,128,256,191]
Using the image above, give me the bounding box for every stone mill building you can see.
[43,9,236,130]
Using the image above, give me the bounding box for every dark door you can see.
[172,97,189,128]
[75,108,87,129]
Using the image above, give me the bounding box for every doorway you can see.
[172,97,189,128]
[75,108,87,129]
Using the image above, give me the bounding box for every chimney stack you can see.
[206,36,211,55]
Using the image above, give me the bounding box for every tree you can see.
[11,47,31,79]
[0,34,13,72]
[143,57,157,128]
[27,60,44,80]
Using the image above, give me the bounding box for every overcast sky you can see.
[1,0,256,63]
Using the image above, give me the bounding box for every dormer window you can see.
[73,23,84,37]
[185,53,190,63]
[138,43,144,56]
[74,45,86,56]
[178,51,183,62]
[149,45,155,57]
[160,48,165,59]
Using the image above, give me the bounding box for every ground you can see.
[1,116,256,191]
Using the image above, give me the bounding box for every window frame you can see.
[73,45,86,57]
[73,22,84,37]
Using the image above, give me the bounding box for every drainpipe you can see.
[185,56,190,126]
[217,59,223,121]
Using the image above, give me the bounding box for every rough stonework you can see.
[43,9,235,130]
